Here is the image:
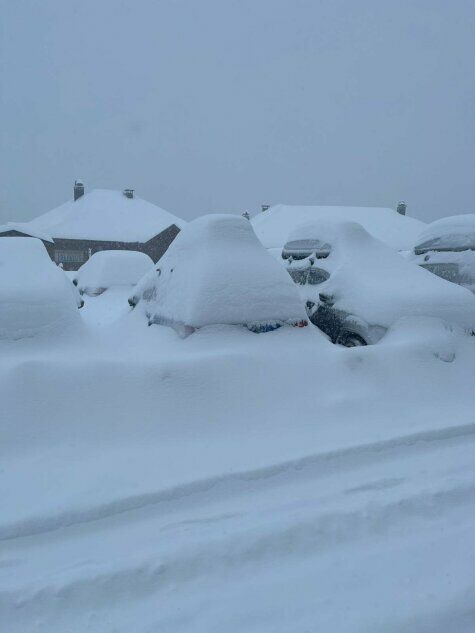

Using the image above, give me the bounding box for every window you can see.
[54,250,86,264]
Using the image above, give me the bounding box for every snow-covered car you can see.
[131,214,308,334]
[410,215,475,293]
[0,237,81,339]
[73,250,154,296]
[283,221,475,346]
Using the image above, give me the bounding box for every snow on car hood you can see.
[0,238,80,339]
[142,214,307,329]
[414,214,475,253]
[313,221,475,331]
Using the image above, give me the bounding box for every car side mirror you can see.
[319,292,334,307]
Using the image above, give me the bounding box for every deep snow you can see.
[1,249,475,631]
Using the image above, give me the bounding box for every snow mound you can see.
[27,189,185,242]
[414,214,475,253]
[316,221,475,331]
[74,250,154,296]
[252,204,425,251]
[139,214,307,330]
[0,238,80,339]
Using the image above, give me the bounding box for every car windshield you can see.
[288,266,329,286]
[282,238,331,260]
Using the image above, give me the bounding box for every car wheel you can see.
[337,332,367,347]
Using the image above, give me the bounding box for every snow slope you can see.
[1,304,475,631]
[26,189,185,242]
[252,204,425,250]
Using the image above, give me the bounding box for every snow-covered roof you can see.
[26,189,185,243]
[0,222,54,243]
[251,204,426,251]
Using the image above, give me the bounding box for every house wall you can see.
[0,224,181,270]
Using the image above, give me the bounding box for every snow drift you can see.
[0,238,80,339]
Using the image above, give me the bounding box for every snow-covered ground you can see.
[1,285,475,631]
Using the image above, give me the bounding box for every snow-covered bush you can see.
[74,250,154,296]
[0,238,81,339]
[134,214,307,333]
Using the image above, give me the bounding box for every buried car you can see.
[409,214,475,293]
[0,237,81,339]
[283,221,475,346]
[73,250,154,297]
[130,214,308,334]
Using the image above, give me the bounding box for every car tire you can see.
[337,332,367,347]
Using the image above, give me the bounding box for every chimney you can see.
[396,201,407,216]
[261,204,270,213]
[123,188,134,199]
[74,180,84,201]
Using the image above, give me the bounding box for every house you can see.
[251,204,426,252]
[0,182,184,270]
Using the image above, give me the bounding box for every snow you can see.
[2,223,475,631]
[137,214,307,330]
[0,237,80,339]
[74,250,154,295]
[0,222,54,242]
[414,213,475,253]
[26,189,185,242]
[287,220,475,332]
[251,204,426,251]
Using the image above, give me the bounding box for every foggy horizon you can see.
[2,0,475,225]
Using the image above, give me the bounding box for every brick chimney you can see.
[74,180,84,201]
[123,189,134,199]
[397,201,407,215]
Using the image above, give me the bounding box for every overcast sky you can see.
[1,0,475,224]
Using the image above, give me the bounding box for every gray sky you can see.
[1,0,475,224]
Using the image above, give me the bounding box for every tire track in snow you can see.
[2,420,475,542]
[2,479,474,616]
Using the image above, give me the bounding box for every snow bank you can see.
[296,220,475,331]
[140,214,307,330]
[0,238,80,339]
[252,204,425,251]
[74,250,154,295]
[27,189,185,242]
[414,214,475,253]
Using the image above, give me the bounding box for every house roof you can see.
[26,189,185,243]
[251,204,426,251]
[0,222,54,243]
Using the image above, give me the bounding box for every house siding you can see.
[0,224,181,271]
